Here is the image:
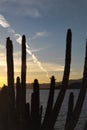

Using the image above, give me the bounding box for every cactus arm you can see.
[21,35,26,118]
[42,29,72,130]
[65,92,74,128]
[65,42,87,130]
[6,37,15,129]
[42,76,55,126]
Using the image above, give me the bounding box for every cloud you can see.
[22,8,41,17]
[14,33,30,49]
[30,48,43,53]
[0,44,5,49]
[36,31,47,37]
[0,0,86,20]
[31,31,48,40]
[0,44,6,67]
[26,57,64,72]
[0,14,10,28]
[15,35,49,79]
[56,57,64,60]
[43,63,64,72]
[0,53,6,67]
[13,51,21,58]
[13,7,41,17]
[0,1,41,17]
[0,14,49,79]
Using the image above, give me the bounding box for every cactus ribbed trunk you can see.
[21,35,26,118]
[16,77,21,119]
[6,37,15,127]
[31,79,40,130]
[43,76,55,126]
[62,29,72,86]
[42,29,72,130]
[65,41,87,130]
[65,92,74,127]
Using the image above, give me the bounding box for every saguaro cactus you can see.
[16,76,21,119]
[43,76,55,126]
[65,40,87,130]
[62,29,72,86]
[42,29,72,130]
[6,37,15,123]
[21,35,26,118]
[65,92,74,127]
[31,79,41,130]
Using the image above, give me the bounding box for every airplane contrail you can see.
[0,14,49,80]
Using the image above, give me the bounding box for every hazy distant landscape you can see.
[26,78,82,89]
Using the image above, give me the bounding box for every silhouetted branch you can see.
[42,28,72,130]
[6,37,15,129]
[21,35,26,119]
[65,41,87,130]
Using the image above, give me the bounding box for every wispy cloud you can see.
[13,7,41,17]
[0,44,5,49]
[26,57,64,72]
[0,14,49,80]
[0,44,6,67]
[0,1,41,17]
[0,52,6,67]
[0,14,10,28]
[43,63,64,72]
[56,57,64,60]
[30,31,48,40]
[21,8,41,17]
[0,0,86,20]
[30,48,43,53]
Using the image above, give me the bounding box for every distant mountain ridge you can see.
[26,78,82,89]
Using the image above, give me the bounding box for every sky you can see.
[0,0,86,86]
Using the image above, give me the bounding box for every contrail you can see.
[0,14,49,80]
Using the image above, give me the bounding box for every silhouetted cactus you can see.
[43,76,55,126]
[83,120,87,130]
[65,92,74,127]
[6,37,15,127]
[65,40,87,130]
[0,85,8,130]
[62,29,72,86]
[31,79,41,130]
[42,28,72,130]
[16,77,21,119]
[1,30,86,130]
[21,35,26,118]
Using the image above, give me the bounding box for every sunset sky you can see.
[0,0,87,86]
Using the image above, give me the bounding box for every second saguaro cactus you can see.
[21,35,26,118]
[65,40,87,130]
[41,29,72,130]
[6,37,15,128]
[31,79,40,129]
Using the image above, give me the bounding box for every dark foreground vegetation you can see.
[0,29,87,130]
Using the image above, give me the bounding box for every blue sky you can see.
[0,0,86,86]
